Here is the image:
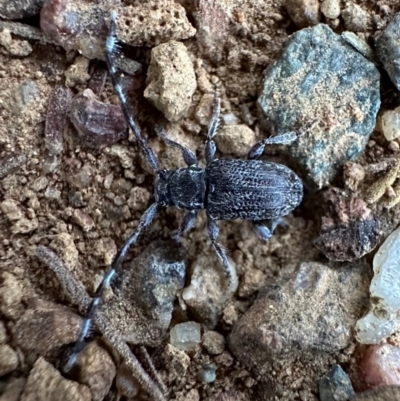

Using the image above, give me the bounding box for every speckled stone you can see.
[258,24,380,188]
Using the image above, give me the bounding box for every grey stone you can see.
[101,240,187,346]
[258,24,380,188]
[228,261,370,372]
[170,322,201,351]
[376,14,400,91]
[319,365,355,401]
[198,362,217,383]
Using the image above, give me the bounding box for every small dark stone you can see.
[314,188,381,262]
[45,86,73,156]
[69,89,128,148]
[258,24,380,188]
[319,365,355,401]
[101,240,187,346]
[376,14,400,91]
[0,0,43,20]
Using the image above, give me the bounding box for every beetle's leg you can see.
[253,218,289,240]
[106,10,159,173]
[205,93,221,165]
[247,131,297,160]
[206,214,238,292]
[172,210,198,242]
[155,125,198,167]
[64,203,158,372]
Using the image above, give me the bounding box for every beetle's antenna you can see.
[105,10,159,173]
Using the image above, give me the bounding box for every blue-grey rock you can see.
[101,240,187,346]
[319,365,355,401]
[258,24,380,188]
[376,14,400,91]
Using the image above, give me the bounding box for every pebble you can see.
[44,186,61,199]
[0,29,32,57]
[127,187,151,210]
[45,86,73,156]
[320,0,340,20]
[352,344,400,391]
[11,217,39,235]
[170,321,201,351]
[102,240,186,346]
[198,362,217,383]
[64,56,90,88]
[1,199,23,221]
[163,344,190,381]
[356,226,400,344]
[116,1,196,47]
[77,340,116,401]
[72,209,95,232]
[380,107,400,141]
[50,233,79,272]
[376,14,400,91]
[182,254,236,328]
[0,0,42,19]
[319,365,355,401]
[20,357,91,401]
[0,344,18,376]
[229,261,370,370]
[70,89,128,148]
[215,125,257,157]
[351,386,400,401]
[144,41,197,122]
[314,188,381,261]
[341,2,370,32]
[258,24,380,188]
[13,299,81,357]
[202,330,226,355]
[284,0,320,28]
[195,93,214,126]
[0,153,26,179]
[13,81,37,113]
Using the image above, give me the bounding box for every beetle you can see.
[65,10,303,371]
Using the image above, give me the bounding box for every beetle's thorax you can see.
[155,167,206,210]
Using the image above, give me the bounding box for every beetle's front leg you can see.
[172,210,198,243]
[206,214,238,292]
[247,131,297,160]
[205,93,221,164]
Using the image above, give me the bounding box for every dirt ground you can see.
[1,0,400,401]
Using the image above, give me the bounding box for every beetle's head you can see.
[155,169,174,207]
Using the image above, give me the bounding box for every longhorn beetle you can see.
[65,10,303,371]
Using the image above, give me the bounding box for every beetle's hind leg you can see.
[253,218,289,241]
[247,131,297,160]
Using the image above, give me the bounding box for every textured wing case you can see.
[206,159,303,220]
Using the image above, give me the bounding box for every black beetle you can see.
[65,10,303,371]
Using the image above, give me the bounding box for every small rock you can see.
[13,81,37,113]
[50,233,79,272]
[0,344,18,376]
[13,299,81,358]
[202,331,226,355]
[380,107,400,141]
[72,209,95,232]
[109,144,134,169]
[0,0,43,19]
[44,186,61,199]
[195,93,214,126]
[144,40,197,122]
[0,272,24,320]
[319,364,355,401]
[314,188,381,261]
[215,125,257,157]
[351,386,400,401]
[170,321,201,351]
[101,240,186,346]
[45,86,73,156]
[343,162,365,191]
[356,226,400,344]
[1,199,23,221]
[341,2,370,32]
[163,343,191,380]
[20,357,91,401]
[0,153,26,179]
[127,187,151,210]
[182,254,236,328]
[284,0,320,28]
[376,15,400,91]
[320,0,340,20]
[258,24,380,188]
[229,261,370,371]
[0,29,32,57]
[354,344,400,391]
[198,362,217,383]
[70,89,128,148]
[32,176,49,192]
[77,340,116,401]
[117,1,196,47]
[65,56,90,88]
